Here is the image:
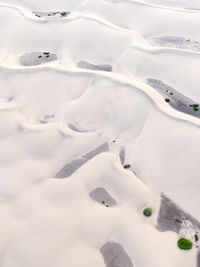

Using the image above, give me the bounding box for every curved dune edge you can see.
[0,1,199,267]
[0,63,200,128]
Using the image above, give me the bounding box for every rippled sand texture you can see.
[0,0,200,266]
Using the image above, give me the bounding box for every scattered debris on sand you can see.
[19,52,57,66]
[147,78,200,118]
[89,187,116,207]
[153,36,200,52]
[33,11,70,18]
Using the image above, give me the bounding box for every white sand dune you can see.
[0,0,199,267]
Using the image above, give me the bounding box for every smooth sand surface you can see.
[32,11,70,18]
[0,1,200,267]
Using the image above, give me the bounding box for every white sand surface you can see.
[0,0,199,266]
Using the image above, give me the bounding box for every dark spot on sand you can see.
[89,187,116,207]
[124,164,131,169]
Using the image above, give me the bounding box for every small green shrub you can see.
[102,200,105,204]
[170,92,173,95]
[43,52,50,55]
[38,55,42,58]
[143,208,152,217]
[165,98,170,102]
[124,164,131,169]
[195,234,198,242]
[60,12,67,16]
[177,238,193,250]
[189,104,199,111]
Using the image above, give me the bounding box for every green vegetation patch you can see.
[60,12,67,16]
[189,104,199,112]
[143,208,152,217]
[43,52,50,55]
[165,98,170,102]
[102,200,109,207]
[164,89,174,96]
[177,238,193,250]
[38,55,42,58]
[124,164,131,169]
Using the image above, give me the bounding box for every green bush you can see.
[143,208,152,217]
[124,164,131,169]
[165,98,170,102]
[189,104,199,112]
[177,238,193,250]
[60,12,67,16]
